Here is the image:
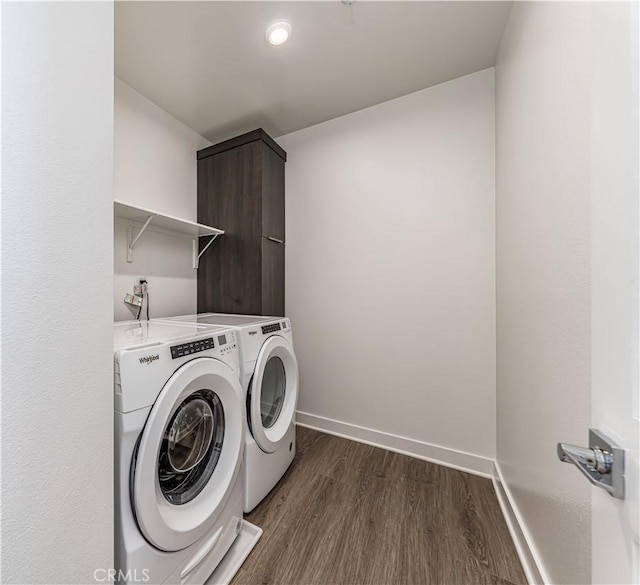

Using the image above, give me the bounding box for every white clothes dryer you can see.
[157,314,298,513]
[114,320,245,584]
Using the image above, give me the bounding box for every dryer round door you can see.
[248,335,299,453]
[132,357,244,552]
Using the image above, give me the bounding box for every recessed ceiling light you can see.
[266,21,291,46]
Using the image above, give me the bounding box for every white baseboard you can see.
[492,461,550,585]
[295,410,494,478]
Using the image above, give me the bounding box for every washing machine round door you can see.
[132,357,243,552]
[248,335,299,453]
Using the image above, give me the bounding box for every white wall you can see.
[1,3,114,583]
[114,79,211,321]
[495,4,592,584]
[280,69,496,465]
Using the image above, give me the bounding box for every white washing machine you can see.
[114,320,245,585]
[157,314,299,513]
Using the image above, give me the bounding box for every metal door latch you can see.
[557,429,625,499]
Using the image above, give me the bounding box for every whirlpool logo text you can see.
[139,354,159,365]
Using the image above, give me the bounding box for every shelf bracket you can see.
[126,215,155,263]
[193,234,220,269]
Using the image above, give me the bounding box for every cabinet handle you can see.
[267,236,284,244]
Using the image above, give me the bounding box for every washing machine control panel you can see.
[170,337,215,359]
[218,333,238,356]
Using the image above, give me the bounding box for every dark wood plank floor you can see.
[232,427,527,585]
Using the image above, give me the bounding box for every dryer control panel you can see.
[261,323,281,334]
[261,320,290,335]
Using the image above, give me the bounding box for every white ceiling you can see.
[115,1,512,143]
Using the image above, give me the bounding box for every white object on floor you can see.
[114,320,246,585]
[204,520,263,585]
[156,313,299,512]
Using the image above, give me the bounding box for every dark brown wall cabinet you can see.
[197,129,286,316]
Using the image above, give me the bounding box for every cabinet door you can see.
[198,142,261,235]
[261,237,284,317]
[261,145,285,242]
[197,144,262,315]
